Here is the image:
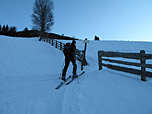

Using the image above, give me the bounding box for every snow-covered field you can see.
[0,35,152,114]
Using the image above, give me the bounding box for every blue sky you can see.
[0,0,152,41]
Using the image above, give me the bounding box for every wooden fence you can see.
[43,38,87,70]
[98,50,152,81]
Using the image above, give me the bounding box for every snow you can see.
[0,35,152,114]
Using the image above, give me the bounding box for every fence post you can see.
[49,38,50,44]
[51,39,53,46]
[60,42,62,50]
[98,51,102,70]
[56,40,58,48]
[81,51,85,70]
[83,38,89,66]
[140,50,146,81]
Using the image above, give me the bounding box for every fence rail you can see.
[42,38,87,70]
[98,50,152,81]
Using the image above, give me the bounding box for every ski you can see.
[55,75,71,89]
[66,71,85,85]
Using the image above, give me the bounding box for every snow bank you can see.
[0,36,152,114]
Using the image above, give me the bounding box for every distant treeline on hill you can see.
[0,24,77,40]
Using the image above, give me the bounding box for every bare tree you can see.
[32,0,54,41]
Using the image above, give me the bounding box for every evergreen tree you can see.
[24,27,28,32]
[5,25,9,35]
[12,27,17,32]
[2,25,6,35]
[6,25,9,32]
[23,27,29,37]
[9,26,17,37]
[9,27,14,36]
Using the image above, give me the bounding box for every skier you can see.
[62,40,78,81]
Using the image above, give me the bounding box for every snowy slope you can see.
[0,36,65,114]
[0,35,152,114]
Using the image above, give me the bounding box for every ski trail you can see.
[62,72,96,114]
[62,82,81,114]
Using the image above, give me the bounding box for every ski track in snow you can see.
[63,73,95,114]
[1,36,152,114]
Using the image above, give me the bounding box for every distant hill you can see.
[16,30,78,40]
[47,33,78,40]
[17,30,40,37]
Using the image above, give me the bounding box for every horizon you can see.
[0,0,152,41]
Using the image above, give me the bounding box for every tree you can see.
[23,27,29,37]
[9,26,17,37]
[32,0,54,41]
[12,27,17,33]
[6,25,9,32]
[24,27,29,32]
[5,25,9,35]
[2,25,6,35]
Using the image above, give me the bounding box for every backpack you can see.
[63,43,71,57]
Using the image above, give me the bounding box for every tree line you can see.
[0,24,40,37]
[0,24,76,40]
[0,25,17,37]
